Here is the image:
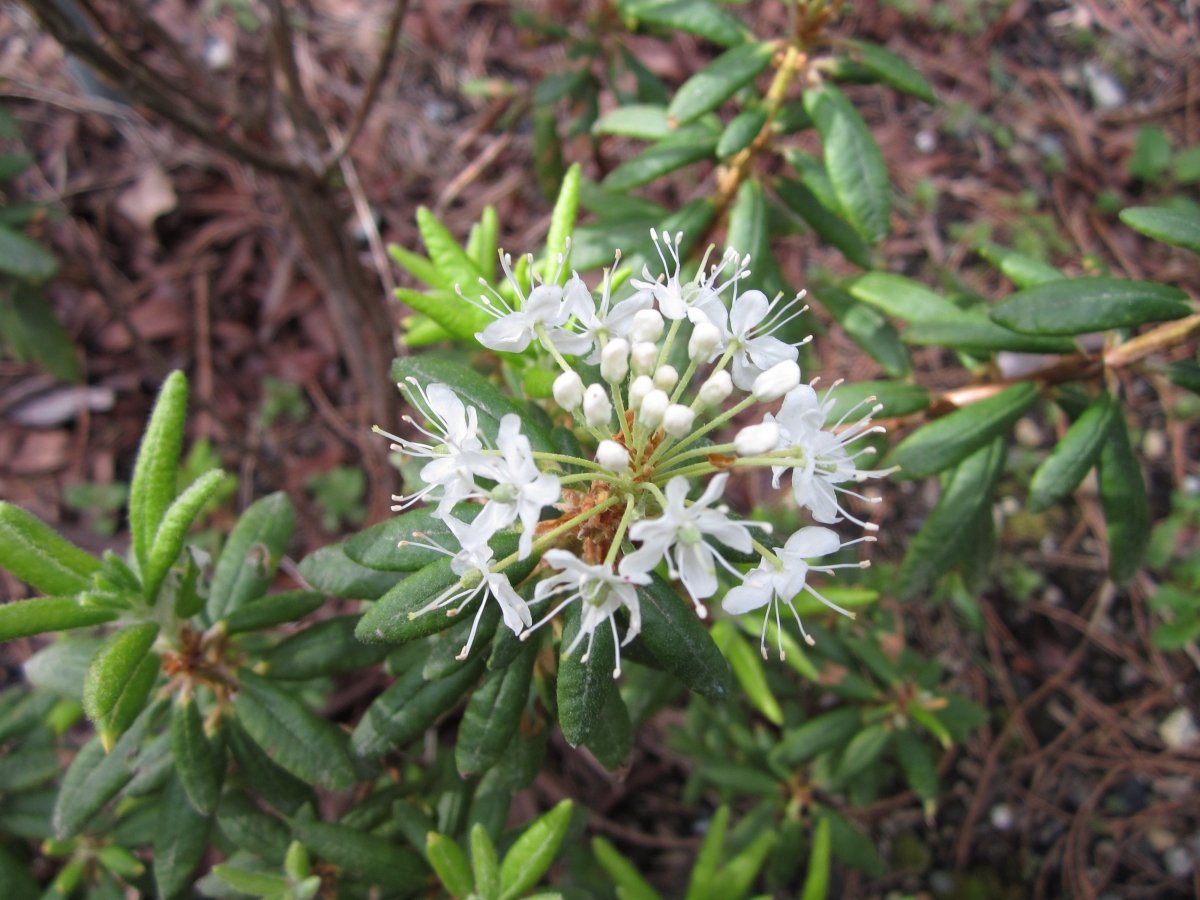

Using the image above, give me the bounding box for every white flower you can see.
[688,320,724,362]
[721,527,861,658]
[768,384,887,529]
[630,341,658,376]
[630,308,665,343]
[734,421,780,456]
[698,289,806,390]
[631,230,748,322]
[638,389,669,428]
[596,440,630,472]
[405,516,531,659]
[470,254,591,354]
[472,414,561,559]
[553,370,584,410]
[570,262,652,363]
[662,404,695,438]
[522,550,650,677]
[600,338,630,383]
[583,384,613,428]
[628,375,654,409]
[619,473,760,615]
[653,365,678,391]
[752,359,801,402]
[698,370,733,407]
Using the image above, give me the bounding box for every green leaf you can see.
[417,206,488,291]
[601,128,718,192]
[710,621,782,725]
[543,163,582,281]
[804,84,892,243]
[903,314,1077,354]
[775,177,872,269]
[894,728,938,814]
[725,180,770,291]
[799,815,832,900]
[840,39,936,103]
[1028,392,1119,512]
[143,468,228,601]
[388,242,447,289]
[129,371,188,571]
[224,721,315,815]
[837,724,891,781]
[627,0,750,47]
[456,641,536,776]
[977,243,1066,287]
[593,836,661,900]
[847,272,959,323]
[0,150,33,180]
[899,438,1007,598]
[8,284,82,381]
[83,622,159,748]
[711,830,776,899]
[428,833,475,898]
[209,865,290,896]
[396,286,492,343]
[1119,205,1200,254]
[262,615,390,680]
[1098,414,1150,584]
[472,823,501,900]
[885,382,1037,480]
[471,205,499,274]
[351,657,483,759]
[498,799,574,900]
[812,285,911,377]
[992,277,1192,335]
[0,597,116,642]
[154,773,212,899]
[290,819,427,890]
[170,695,223,814]
[557,602,621,746]
[296,543,403,600]
[583,682,633,769]
[636,574,732,699]
[667,41,776,126]
[0,223,57,281]
[393,355,555,451]
[0,502,101,595]
[774,707,863,767]
[232,669,355,790]
[345,504,483,572]
[824,380,929,422]
[208,491,295,622]
[717,108,767,159]
[592,104,672,140]
[684,805,728,900]
[221,589,324,634]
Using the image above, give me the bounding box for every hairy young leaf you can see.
[543,162,581,281]
[129,371,188,570]
[471,823,501,900]
[1029,392,1118,512]
[208,491,294,623]
[143,469,228,602]
[800,815,832,900]
[992,277,1191,335]
[498,799,574,900]
[711,621,782,725]
[0,502,101,595]
[0,597,117,642]
[82,622,159,747]
[592,836,661,900]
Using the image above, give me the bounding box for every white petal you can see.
[478,316,532,352]
[730,290,769,336]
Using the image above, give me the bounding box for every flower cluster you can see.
[379,230,888,672]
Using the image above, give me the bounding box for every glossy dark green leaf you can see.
[0,502,101,595]
[628,0,750,47]
[592,104,672,140]
[977,243,1066,288]
[557,602,620,746]
[232,669,355,790]
[154,773,212,899]
[345,504,483,572]
[221,590,324,634]
[775,177,872,269]
[297,543,403,600]
[170,695,223,815]
[0,222,57,281]
[1120,205,1200,254]
[456,641,535,776]
[885,382,1037,480]
[428,833,475,898]
[726,179,770,285]
[82,622,159,748]
[351,657,483,759]
[208,491,295,622]
[583,682,633,770]
[899,438,1007,598]
[903,314,1077,354]
[213,792,290,863]
[894,728,938,814]
[636,573,732,699]
[129,371,188,571]
[847,272,958,323]
[836,723,891,781]
[1098,414,1150,584]
[840,39,936,103]
[143,469,227,602]
[992,277,1191,335]
[774,707,861,766]
[291,819,427,890]
[498,799,574,900]
[812,285,911,377]
[717,108,767,159]
[0,597,116,642]
[667,41,776,126]
[262,615,391,680]
[601,128,718,192]
[824,380,929,423]
[1028,392,1119,512]
[804,84,891,243]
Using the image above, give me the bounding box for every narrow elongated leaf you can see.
[774,707,863,767]
[297,543,403,600]
[894,728,938,814]
[711,621,782,725]
[498,800,574,900]
[208,491,294,622]
[885,382,1037,479]
[232,669,355,790]
[592,836,661,900]
[396,286,492,343]
[0,503,101,595]
[992,277,1191,335]
[775,177,872,269]
[143,469,227,601]
[1120,205,1200,254]
[800,816,832,900]
[805,85,891,243]
[629,0,750,47]
[129,371,188,570]
[685,805,728,900]
[209,866,290,896]
[154,773,212,899]
[221,589,324,634]
[428,833,475,898]
[848,272,958,323]
[224,720,314,815]
[83,623,159,745]
[840,39,936,103]
[417,206,487,290]
[711,830,777,899]
[392,356,555,452]
[262,615,391,680]
[389,242,446,289]
[813,285,911,377]
[825,380,929,422]
[592,104,672,140]
[584,683,633,769]
[977,243,1065,288]
[544,162,581,281]
[1098,415,1150,583]
[667,41,776,126]
[170,695,223,815]
[636,574,731,698]
[717,108,767,159]
[726,180,770,291]
[837,724,891,781]
[456,641,535,776]
[345,504,483,572]
[472,824,500,900]
[472,205,499,274]
[0,223,57,280]
[0,597,116,641]
[1029,392,1118,511]
[899,438,1007,598]
[903,315,1076,354]
[10,284,82,381]
[601,129,718,192]
[557,602,620,746]
[290,819,427,890]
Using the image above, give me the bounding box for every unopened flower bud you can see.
[552,370,584,409]
[583,383,612,427]
[628,375,654,409]
[630,309,665,343]
[662,404,695,437]
[600,338,630,383]
[596,440,629,472]
[688,321,723,361]
[698,370,733,407]
[653,365,678,391]
[631,341,658,376]
[734,422,780,456]
[752,360,800,402]
[638,389,669,428]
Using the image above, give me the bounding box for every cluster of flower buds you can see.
[376,230,887,673]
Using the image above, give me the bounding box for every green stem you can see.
[535,322,574,375]
[649,392,757,469]
[491,494,621,574]
[604,495,637,567]
[532,451,606,472]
